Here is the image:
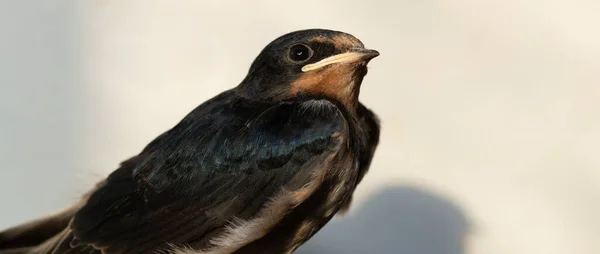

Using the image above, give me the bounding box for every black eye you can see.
[288,44,312,62]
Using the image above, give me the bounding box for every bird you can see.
[0,28,381,254]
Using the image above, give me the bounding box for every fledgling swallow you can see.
[0,28,381,254]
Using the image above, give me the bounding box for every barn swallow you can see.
[0,28,380,254]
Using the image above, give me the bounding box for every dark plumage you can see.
[0,28,380,254]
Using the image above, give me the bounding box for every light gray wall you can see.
[1,1,599,253]
[0,1,81,229]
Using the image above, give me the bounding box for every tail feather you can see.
[0,247,34,254]
[0,204,78,250]
[0,179,106,252]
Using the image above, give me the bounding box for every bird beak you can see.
[301,48,380,72]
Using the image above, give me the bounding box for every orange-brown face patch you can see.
[289,65,359,109]
[289,33,366,109]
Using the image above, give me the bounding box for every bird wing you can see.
[52,98,346,254]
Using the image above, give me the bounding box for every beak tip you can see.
[361,49,380,60]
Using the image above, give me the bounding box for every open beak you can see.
[301,48,380,72]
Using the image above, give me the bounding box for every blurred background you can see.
[1,1,599,253]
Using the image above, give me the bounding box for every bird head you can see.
[238,29,379,109]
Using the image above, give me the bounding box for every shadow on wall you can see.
[296,186,471,254]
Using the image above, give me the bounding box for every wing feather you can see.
[55,97,346,254]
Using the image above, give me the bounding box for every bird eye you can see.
[288,44,313,62]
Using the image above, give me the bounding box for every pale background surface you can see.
[1,1,599,254]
